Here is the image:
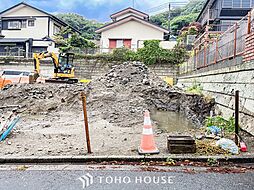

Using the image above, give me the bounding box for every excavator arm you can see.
[33,52,59,75]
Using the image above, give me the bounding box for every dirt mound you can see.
[0,83,86,114]
[85,61,214,127]
[0,62,215,127]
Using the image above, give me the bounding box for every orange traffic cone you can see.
[138,110,159,155]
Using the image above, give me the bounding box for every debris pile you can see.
[0,62,215,127]
[85,62,215,127]
[0,83,86,114]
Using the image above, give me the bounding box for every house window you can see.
[232,0,241,7]
[21,20,27,28]
[223,0,232,8]
[223,0,252,8]
[242,0,251,7]
[53,24,61,34]
[116,39,124,48]
[28,20,35,27]
[8,21,21,29]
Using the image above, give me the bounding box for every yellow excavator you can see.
[33,51,78,83]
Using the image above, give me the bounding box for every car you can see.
[0,69,32,88]
[1,69,31,79]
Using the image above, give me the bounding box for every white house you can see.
[96,7,169,51]
[0,2,80,57]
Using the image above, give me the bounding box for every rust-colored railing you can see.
[180,9,254,75]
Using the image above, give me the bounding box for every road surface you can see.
[0,164,253,190]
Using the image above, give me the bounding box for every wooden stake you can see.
[81,92,92,153]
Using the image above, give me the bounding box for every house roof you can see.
[0,2,81,34]
[110,7,149,19]
[196,0,215,22]
[96,15,169,33]
[0,38,29,43]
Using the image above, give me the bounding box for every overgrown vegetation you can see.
[205,116,235,134]
[150,0,205,35]
[136,40,188,65]
[75,40,188,65]
[186,81,203,95]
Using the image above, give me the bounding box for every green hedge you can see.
[76,40,188,65]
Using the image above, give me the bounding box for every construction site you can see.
[0,56,253,158]
[0,2,253,161]
[0,60,213,156]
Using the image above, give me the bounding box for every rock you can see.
[43,124,51,128]
[195,135,204,140]
[142,79,150,85]
[122,78,129,84]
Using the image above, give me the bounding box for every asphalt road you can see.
[0,165,253,190]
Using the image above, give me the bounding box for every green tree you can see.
[56,13,103,40]
[53,27,96,52]
[170,13,199,34]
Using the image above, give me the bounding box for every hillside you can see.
[55,0,205,40]
[150,0,205,35]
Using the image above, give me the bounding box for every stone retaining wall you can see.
[177,61,254,135]
[0,58,179,80]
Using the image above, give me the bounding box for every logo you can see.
[78,173,175,188]
[78,173,94,188]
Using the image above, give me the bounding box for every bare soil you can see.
[1,62,248,157]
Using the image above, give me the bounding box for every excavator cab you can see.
[58,53,74,74]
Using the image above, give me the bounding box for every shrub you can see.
[137,40,188,65]
[137,40,162,65]
[74,40,188,65]
[205,116,235,134]
[111,48,138,61]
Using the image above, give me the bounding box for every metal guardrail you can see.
[180,9,254,75]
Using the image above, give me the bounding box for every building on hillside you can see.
[0,2,80,57]
[95,7,169,51]
[197,0,254,31]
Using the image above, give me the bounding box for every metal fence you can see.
[180,9,254,74]
[0,48,137,58]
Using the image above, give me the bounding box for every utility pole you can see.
[168,3,171,39]
[132,0,135,8]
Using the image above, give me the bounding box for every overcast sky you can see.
[0,0,188,22]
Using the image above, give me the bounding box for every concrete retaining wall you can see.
[177,61,254,135]
[0,58,179,79]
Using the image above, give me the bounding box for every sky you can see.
[0,0,188,22]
